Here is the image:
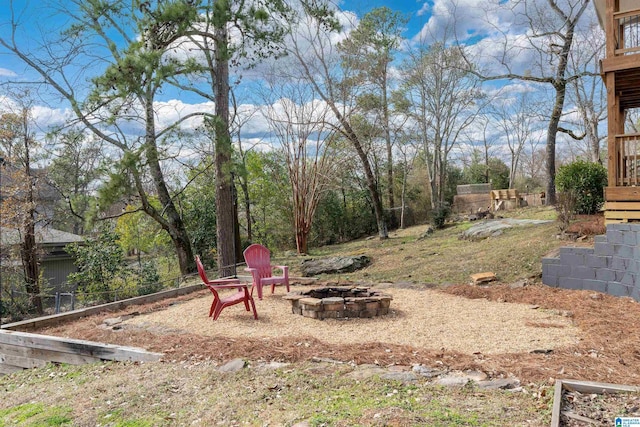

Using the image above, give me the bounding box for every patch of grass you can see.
[98,408,154,427]
[283,207,564,285]
[0,402,72,426]
[0,355,552,426]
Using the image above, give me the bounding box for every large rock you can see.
[300,255,371,277]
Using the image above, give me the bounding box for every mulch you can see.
[34,278,640,386]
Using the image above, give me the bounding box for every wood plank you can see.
[605,201,640,210]
[560,411,599,424]
[0,363,24,375]
[602,54,640,73]
[470,272,497,284]
[561,379,640,394]
[0,342,101,365]
[550,379,564,427]
[605,210,640,219]
[0,353,47,369]
[0,330,162,363]
[551,379,640,427]
[605,186,640,201]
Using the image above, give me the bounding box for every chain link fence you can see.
[0,272,202,326]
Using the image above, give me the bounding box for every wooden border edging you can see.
[1,283,205,332]
[551,379,640,426]
[0,329,163,375]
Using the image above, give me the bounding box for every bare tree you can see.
[466,0,592,205]
[567,18,606,163]
[489,88,540,189]
[283,4,388,239]
[338,7,407,228]
[0,92,43,314]
[402,40,483,206]
[260,67,337,253]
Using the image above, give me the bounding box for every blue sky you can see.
[0,1,441,126]
[0,1,604,165]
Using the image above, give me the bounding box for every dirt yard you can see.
[36,278,640,386]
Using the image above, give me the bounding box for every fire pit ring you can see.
[283,286,392,320]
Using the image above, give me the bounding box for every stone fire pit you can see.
[283,286,392,320]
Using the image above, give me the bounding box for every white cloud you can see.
[417,2,431,17]
[30,105,73,130]
[0,68,17,77]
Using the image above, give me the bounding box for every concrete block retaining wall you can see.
[542,224,640,301]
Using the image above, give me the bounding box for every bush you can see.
[430,202,451,229]
[137,260,162,296]
[556,191,576,233]
[555,160,607,214]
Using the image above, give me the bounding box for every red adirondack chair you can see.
[195,256,258,320]
[243,244,289,300]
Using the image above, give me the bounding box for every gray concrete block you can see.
[583,279,608,293]
[570,247,594,255]
[606,230,625,244]
[594,242,615,256]
[607,282,631,297]
[614,244,635,259]
[572,266,596,280]
[559,277,585,290]
[610,223,631,232]
[611,257,630,271]
[560,252,587,265]
[597,234,610,244]
[621,272,636,286]
[596,268,617,282]
[542,274,558,287]
[541,257,561,265]
[624,232,639,246]
[587,255,610,269]
[548,264,572,277]
[616,270,627,282]
[594,235,607,243]
[631,286,640,302]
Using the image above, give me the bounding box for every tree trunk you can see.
[543,0,587,205]
[144,96,194,276]
[214,13,236,278]
[20,113,42,314]
[545,83,569,206]
[383,84,396,229]
[21,217,42,314]
[341,118,388,239]
[239,177,253,241]
[232,180,243,266]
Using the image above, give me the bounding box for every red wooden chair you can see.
[243,243,289,300]
[195,256,258,320]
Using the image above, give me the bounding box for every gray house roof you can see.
[1,226,84,247]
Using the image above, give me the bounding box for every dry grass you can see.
[4,208,640,426]
[283,207,567,284]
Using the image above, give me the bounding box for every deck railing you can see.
[614,8,640,55]
[614,133,640,186]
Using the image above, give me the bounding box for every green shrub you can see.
[137,260,162,296]
[555,160,607,214]
[430,202,451,229]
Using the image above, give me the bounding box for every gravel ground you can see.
[121,285,579,355]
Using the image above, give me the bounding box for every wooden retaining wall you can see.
[0,284,207,374]
[0,329,163,375]
[1,283,204,332]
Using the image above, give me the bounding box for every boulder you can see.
[300,255,371,277]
